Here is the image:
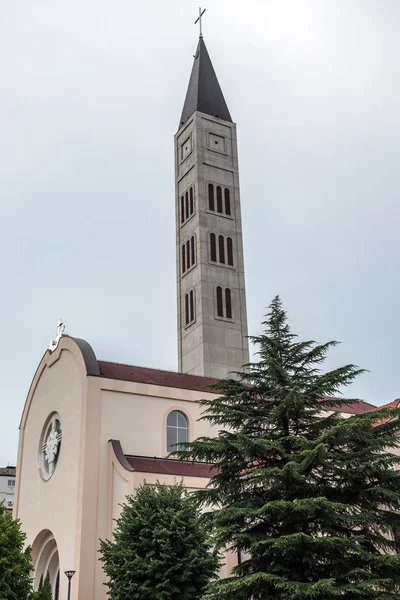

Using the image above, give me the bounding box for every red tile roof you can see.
[125,455,217,478]
[98,361,375,414]
[98,361,219,392]
[370,398,400,426]
[322,396,376,414]
[0,467,16,477]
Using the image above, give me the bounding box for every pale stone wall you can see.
[15,347,83,600]
[176,112,249,378]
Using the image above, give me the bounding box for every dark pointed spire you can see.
[179,37,232,129]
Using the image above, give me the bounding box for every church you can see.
[14,32,377,600]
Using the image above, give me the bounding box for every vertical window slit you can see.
[185,294,189,325]
[218,235,225,264]
[225,288,232,319]
[186,240,190,268]
[185,192,189,221]
[225,188,231,215]
[210,233,216,262]
[181,196,185,223]
[189,290,194,322]
[217,186,223,213]
[227,237,233,266]
[191,235,195,266]
[216,286,223,317]
[182,244,186,273]
[189,187,194,215]
[208,184,215,211]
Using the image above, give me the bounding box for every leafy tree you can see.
[36,572,52,600]
[100,482,219,600]
[177,295,400,599]
[0,501,35,599]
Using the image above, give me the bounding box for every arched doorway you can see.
[31,530,60,600]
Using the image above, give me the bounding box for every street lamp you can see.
[64,570,75,600]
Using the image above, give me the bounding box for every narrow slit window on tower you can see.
[225,288,232,319]
[225,188,231,215]
[227,237,233,266]
[181,196,185,223]
[185,293,189,325]
[189,289,194,322]
[182,244,186,273]
[186,240,191,269]
[216,186,223,213]
[216,286,223,317]
[210,233,216,262]
[191,235,195,266]
[189,187,194,215]
[218,235,225,264]
[208,183,215,211]
[185,192,189,220]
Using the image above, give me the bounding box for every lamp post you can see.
[64,570,75,600]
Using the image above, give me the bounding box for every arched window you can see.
[189,290,194,322]
[208,184,215,211]
[167,410,189,452]
[227,237,233,266]
[181,196,185,223]
[186,240,190,268]
[185,192,189,221]
[182,244,186,273]
[225,288,232,319]
[224,188,231,215]
[216,186,223,213]
[216,286,223,317]
[185,293,189,325]
[218,235,225,264]
[210,233,217,262]
[191,235,195,266]
[189,187,194,215]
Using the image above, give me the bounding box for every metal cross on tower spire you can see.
[195,7,206,37]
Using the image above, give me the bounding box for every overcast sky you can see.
[1,1,399,465]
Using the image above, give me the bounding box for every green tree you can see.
[36,572,52,600]
[100,482,219,600]
[177,296,400,599]
[0,502,35,599]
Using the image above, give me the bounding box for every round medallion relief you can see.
[38,413,62,481]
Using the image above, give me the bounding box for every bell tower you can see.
[175,35,249,379]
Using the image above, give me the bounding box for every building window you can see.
[7,480,15,487]
[208,184,232,217]
[180,186,195,224]
[182,235,196,274]
[210,233,217,262]
[208,183,215,211]
[167,410,189,452]
[216,286,223,317]
[216,286,233,319]
[182,244,186,274]
[190,187,194,215]
[209,234,234,267]
[227,237,234,266]
[216,186,223,213]
[225,288,232,318]
[225,188,231,215]
[189,290,194,322]
[218,235,225,264]
[184,289,196,326]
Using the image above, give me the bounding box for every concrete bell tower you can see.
[175,34,249,379]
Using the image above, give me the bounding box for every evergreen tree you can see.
[0,502,35,599]
[99,482,219,600]
[37,572,52,600]
[176,296,400,599]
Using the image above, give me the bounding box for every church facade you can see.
[14,34,377,600]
